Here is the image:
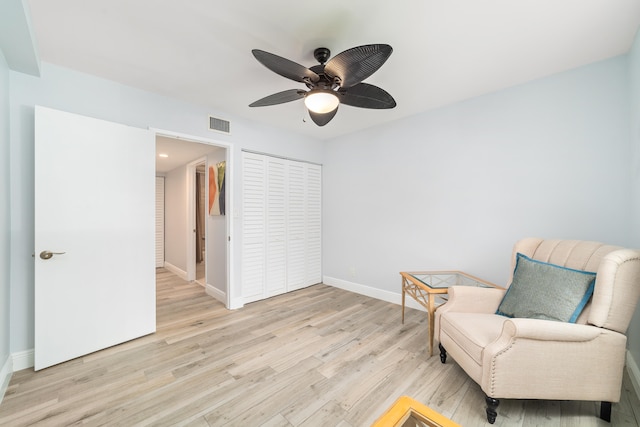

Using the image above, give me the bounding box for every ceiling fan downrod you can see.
[313,47,331,64]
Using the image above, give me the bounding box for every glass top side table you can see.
[400,270,500,356]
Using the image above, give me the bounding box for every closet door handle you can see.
[39,251,66,260]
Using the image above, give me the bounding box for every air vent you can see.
[209,116,231,134]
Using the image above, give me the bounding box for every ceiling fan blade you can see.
[308,106,338,126]
[324,44,393,88]
[252,49,320,83]
[249,89,306,107]
[338,83,396,109]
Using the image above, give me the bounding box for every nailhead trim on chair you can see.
[601,256,640,332]
[489,339,517,396]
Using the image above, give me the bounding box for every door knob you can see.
[39,250,66,260]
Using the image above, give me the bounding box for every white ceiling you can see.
[156,136,222,173]
[25,0,640,141]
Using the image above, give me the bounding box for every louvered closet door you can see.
[241,152,322,303]
[286,161,306,291]
[306,164,322,286]
[265,157,287,297]
[241,153,266,303]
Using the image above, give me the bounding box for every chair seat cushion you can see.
[440,312,507,364]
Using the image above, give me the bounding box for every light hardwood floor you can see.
[1,269,639,426]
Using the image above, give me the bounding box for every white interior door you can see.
[34,106,156,370]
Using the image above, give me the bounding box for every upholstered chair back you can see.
[511,238,640,334]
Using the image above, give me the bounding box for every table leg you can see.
[428,293,435,357]
[401,277,406,324]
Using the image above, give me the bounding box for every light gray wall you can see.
[207,150,227,293]
[8,62,324,354]
[323,56,631,293]
[0,49,11,378]
[164,164,188,273]
[627,28,640,375]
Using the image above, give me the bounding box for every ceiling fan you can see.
[249,44,396,126]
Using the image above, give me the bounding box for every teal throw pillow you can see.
[496,253,596,323]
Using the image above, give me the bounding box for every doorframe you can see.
[186,156,207,283]
[151,128,233,309]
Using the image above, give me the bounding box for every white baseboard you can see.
[627,350,640,402]
[204,284,244,310]
[12,349,34,371]
[322,276,426,312]
[0,354,12,405]
[0,349,34,405]
[205,284,226,304]
[227,297,244,310]
[163,261,188,280]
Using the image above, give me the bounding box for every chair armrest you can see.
[435,287,506,342]
[440,286,506,314]
[497,318,601,342]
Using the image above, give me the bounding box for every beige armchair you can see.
[435,238,640,424]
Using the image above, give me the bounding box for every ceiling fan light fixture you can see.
[304,89,339,114]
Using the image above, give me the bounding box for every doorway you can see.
[195,162,206,286]
[155,131,232,308]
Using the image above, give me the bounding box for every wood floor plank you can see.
[520,399,560,426]
[342,352,428,426]
[621,371,640,423]
[298,400,348,427]
[0,269,638,426]
[559,400,602,427]
[204,357,325,426]
[260,413,294,427]
[124,375,238,426]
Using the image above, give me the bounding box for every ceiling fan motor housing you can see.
[307,65,337,90]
